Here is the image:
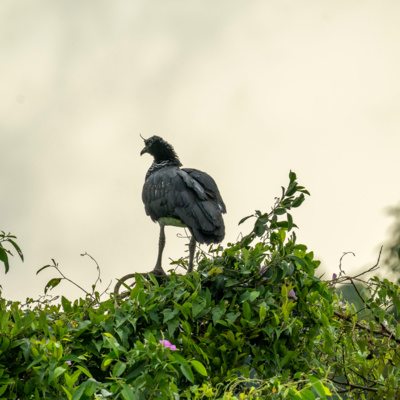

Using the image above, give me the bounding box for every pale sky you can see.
[1,1,400,301]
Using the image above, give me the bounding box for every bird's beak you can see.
[140,134,148,156]
[140,146,148,156]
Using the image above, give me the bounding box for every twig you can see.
[338,251,355,276]
[336,247,382,285]
[334,310,400,344]
[81,252,102,287]
[52,261,92,298]
[330,378,379,393]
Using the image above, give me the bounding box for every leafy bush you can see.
[1,172,400,399]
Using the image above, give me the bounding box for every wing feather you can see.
[142,166,226,243]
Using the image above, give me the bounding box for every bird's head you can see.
[140,135,181,165]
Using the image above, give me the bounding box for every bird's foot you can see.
[151,264,168,278]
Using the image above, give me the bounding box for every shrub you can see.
[1,171,399,399]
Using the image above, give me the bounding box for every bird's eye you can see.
[148,142,152,147]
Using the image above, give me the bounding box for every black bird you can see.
[140,135,226,276]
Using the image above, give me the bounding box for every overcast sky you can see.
[1,0,400,301]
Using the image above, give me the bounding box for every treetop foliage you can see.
[1,171,400,399]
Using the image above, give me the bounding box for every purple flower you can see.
[259,266,271,280]
[332,273,337,280]
[159,340,177,351]
[260,266,268,276]
[65,361,72,366]
[288,289,297,300]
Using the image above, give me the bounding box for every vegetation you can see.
[1,172,400,399]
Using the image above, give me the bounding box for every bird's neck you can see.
[145,159,181,180]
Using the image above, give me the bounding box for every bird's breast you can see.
[158,217,187,228]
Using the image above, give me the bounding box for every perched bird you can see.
[140,135,226,276]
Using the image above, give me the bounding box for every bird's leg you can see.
[152,224,167,277]
[187,236,197,274]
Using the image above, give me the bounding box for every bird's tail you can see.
[183,200,225,244]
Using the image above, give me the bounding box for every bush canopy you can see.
[1,171,400,399]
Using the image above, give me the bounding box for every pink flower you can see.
[288,289,297,300]
[159,340,177,351]
[65,361,72,366]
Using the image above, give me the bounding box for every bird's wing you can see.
[142,167,225,244]
[182,168,227,213]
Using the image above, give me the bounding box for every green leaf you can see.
[137,288,146,306]
[308,376,326,399]
[238,215,253,225]
[293,372,302,379]
[212,303,226,325]
[76,365,93,379]
[249,291,260,302]
[300,388,315,400]
[192,297,207,318]
[254,221,266,236]
[292,193,305,208]
[101,357,113,371]
[259,305,266,322]
[180,364,194,383]
[242,248,249,265]
[71,384,86,400]
[133,273,144,288]
[0,385,7,396]
[378,309,386,324]
[243,301,252,320]
[173,353,189,366]
[282,302,289,322]
[167,317,180,336]
[0,247,9,274]
[181,320,192,335]
[44,278,62,294]
[121,383,136,400]
[162,308,179,323]
[322,385,332,396]
[289,170,297,182]
[280,350,293,368]
[320,312,329,327]
[26,356,44,371]
[190,360,207,376]
[396,324,400,340]
[226,312,241,324]
[287,213,293,231]
[36,264,52,275]
[61,296,72,313]
[52,366,67,381]
[146,273,158,287]
[7,239,24,261]
[288,255,308,271]
[113,361,127,377]
[276,221,289,229]
[83,378,99,396]
[286,181,298,196]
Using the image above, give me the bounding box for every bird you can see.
[140,135,226,276]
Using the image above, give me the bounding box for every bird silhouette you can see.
[140,135,226,276]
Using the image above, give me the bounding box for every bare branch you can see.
[81,252,102,287]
